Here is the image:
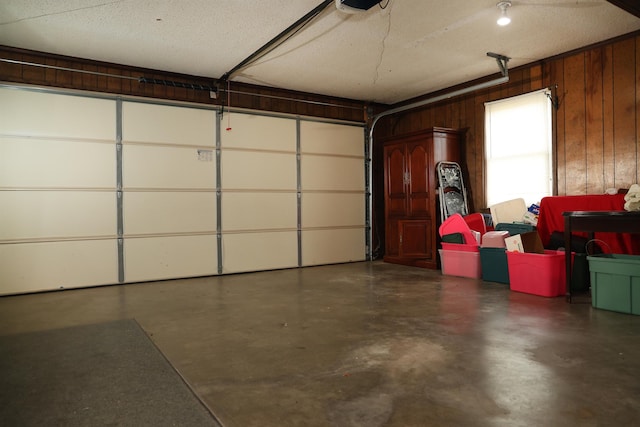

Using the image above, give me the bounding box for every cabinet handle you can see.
[403,172,410,185]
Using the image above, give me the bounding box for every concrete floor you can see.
[1,260,639,427]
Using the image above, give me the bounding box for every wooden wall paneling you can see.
[521,67,532,93]
[564,53,588,195]
[507,69,523,98]
[585,48,606,193]
[424,107,435,131]
[476,89,489,209]
[0,46,368,123]
[612,37,637,188]
[434,102,447,127]
[20,53,45,83]
[2,50,21,81]
[602,45,616,190]
[462,93,478,212]
[82,64,98,90]
[530,63,544,92]
[459,94,484,211]
[42,56,55,84]
[549,58,567,195]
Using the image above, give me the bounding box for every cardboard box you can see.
[504,231,544,254]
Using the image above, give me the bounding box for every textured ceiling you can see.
[1,0,639,104]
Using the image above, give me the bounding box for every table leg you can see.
[564,216,573,303]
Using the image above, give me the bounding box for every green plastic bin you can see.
[479,247,509,284]
[587,254,640,315]
[495,222,536,235]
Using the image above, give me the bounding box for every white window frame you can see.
[484,89,553,207]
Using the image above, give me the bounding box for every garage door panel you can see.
[0,137,115,188]
[301,156,364,191]
[124,192,216,235]
[222,151,296,190]
[302,193,365,228]
[222,192,297,231]
[124,235,217,282]
[123,145,215,189]
[300,121,363,156]
[302,229,366,266]
[0,191,116,241]
[0,88,115,140]
[0,240,118,295]
[222,232,297,273]
[221,113,296,151]
[122,102,215,147]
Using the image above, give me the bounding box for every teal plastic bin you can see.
[495,222,536,236]
[587,254,640,315]
[479,247,509,284]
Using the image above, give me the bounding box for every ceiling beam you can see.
[607,0,640,18]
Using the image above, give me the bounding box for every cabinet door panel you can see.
[385,144,407,216]
[407,143,430,217]
[385,219,400,256]
[398,220,432,258]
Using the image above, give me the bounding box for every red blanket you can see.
[537,194,640,254]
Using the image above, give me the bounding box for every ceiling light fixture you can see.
[496,1,511,26]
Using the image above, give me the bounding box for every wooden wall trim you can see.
[0,45,370,123]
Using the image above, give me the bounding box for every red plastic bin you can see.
[439,249,482,279]
[506,250,571,297]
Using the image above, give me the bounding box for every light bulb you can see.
[496,1,511,26]
[497,14,511,26]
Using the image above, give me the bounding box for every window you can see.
[484,89,552,207]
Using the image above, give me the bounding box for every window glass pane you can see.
[485,89,552,207]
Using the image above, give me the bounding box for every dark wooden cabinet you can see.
[382,127,462,268]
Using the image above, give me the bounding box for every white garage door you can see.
[0,86,366,295]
